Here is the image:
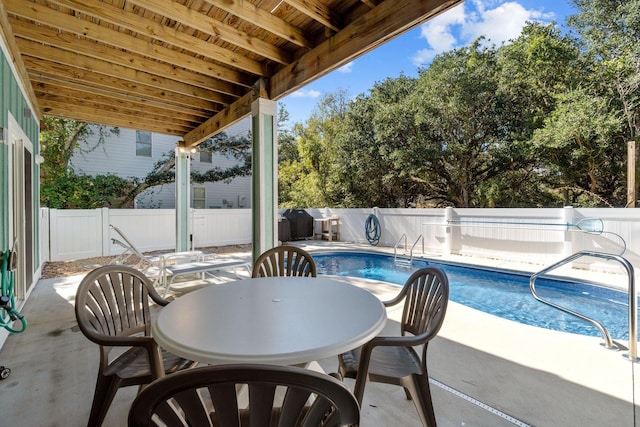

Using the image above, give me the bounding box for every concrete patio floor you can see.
[0,243,638,426]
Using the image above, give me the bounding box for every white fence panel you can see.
[49,208,103,261]
[108,209,177,255]
[192,209,252,248]
[46,208,253,261]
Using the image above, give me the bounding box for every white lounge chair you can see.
[109,224,250,296]
[109,224,202,275]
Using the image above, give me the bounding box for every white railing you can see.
[43,207,640,273]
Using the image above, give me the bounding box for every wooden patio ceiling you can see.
[1,0,462,148]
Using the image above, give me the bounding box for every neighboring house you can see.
[71,119,252,209]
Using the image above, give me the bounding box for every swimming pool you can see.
[313,251,635,340]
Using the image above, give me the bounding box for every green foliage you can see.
[280,5,639,208]
[40,117,122,208]
[41,172,131,209]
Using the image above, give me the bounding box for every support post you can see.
[175,146,192,252]
[251,98,278,262]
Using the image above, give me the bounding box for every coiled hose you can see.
[365,214,381,246]
[0,250,27,334]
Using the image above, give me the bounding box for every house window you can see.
[193,187,206,208]
[136,131,152,157]
[200,150,212,163]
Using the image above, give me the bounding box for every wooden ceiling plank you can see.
[282,0,340,32]
[124,0,292,64]
[271,0,463,99]
[46,0,268,77]
[21,51,221,114]
[31,77,209,123]
[37,94,197,130]
[40,101,188,135]
[10,19,247,96]
[0,0,41,120]
[198,0,312,48]
[5,1,255,86]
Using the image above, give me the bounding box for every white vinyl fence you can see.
[43,207,640,273]
[42,208,252,261]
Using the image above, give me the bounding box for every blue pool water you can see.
[313,251,635,340]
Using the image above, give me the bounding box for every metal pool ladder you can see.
[393,234,424,266]
[529,250,637,361]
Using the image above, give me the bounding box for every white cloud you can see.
[411,1,556,66]
[290,89,321,98]
[461,2,554,45]
[337,62,354,73]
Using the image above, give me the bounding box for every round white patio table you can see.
[152,276,387,366]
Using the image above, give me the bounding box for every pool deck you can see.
[0,241,638,426]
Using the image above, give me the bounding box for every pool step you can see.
[394,257,413,267]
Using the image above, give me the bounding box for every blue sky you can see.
[280,0,578,126]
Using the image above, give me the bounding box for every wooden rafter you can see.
[1,0,464,141]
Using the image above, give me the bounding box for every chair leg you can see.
[400,374,437,427]
[87,374,122,427]
[352,373,369,406]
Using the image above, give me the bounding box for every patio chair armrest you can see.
[382,293,406,308]
[106,336,166,379]
[92,334,157,347]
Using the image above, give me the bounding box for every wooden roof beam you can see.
[199,0,312,48]
[31,77,211,122]
[45,0,268,77]
[271,0,464,99]
[20,50,226,112]
[10,19,247,96]
[5,2,255,86]
[283,0,340,32]
[125,0,293,64]
[40,101,191,136]
[37,96,198,131]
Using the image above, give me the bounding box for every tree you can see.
[120,131,252,207]
[568,0,640,206]
[278,91,350,208]
[532,88,623,206]
[40,117,128,208]
[495,22,584,207]
[330,75,424,207]
[569,0,640,140]
[412,41,515,207]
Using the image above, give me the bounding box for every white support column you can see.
[251,98,278,261]
[175,147,192,252]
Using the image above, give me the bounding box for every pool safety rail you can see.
[447,217,605,233]
[529,250,637,361]
[393,234,424,264]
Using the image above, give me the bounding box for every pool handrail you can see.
[393,234,408,262]
[409,235,424,262]
[529,250,637,361]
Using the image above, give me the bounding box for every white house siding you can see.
[70,119,252,209]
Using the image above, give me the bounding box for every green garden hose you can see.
[0,250,27,334]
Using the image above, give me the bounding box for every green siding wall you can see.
[0,46,40,263]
